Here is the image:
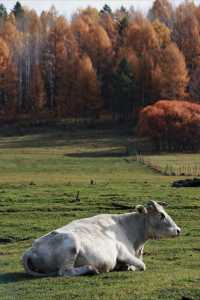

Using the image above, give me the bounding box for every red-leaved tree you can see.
[138,100,200,151]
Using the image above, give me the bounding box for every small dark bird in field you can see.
[75,191,80,202]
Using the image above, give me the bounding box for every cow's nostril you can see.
[177,228,181,235]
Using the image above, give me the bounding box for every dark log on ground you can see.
[172,178,200,187]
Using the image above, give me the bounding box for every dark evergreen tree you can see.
[111,58,136,122]
[0,4,7,28]
[118,16,129,35]
[12,1,25,32]
[120,6,128,15]
[0,4,7,19]
[13,1,24,18]
[100,4,112,15]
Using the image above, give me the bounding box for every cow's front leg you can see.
[137,246,144,260]
[59,265,99,277]
[117,244,146,271]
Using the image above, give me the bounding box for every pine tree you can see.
[100,4,112,16]
[111,58,135,122]
[13,1,24,18]
[12,1,25,32]
[0,3,7,27]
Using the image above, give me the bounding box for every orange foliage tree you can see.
[0,37,18,117]
[72,11,112,74]
[173,2,200,72]
[148,0,174,27]
[156,43,189,100]
[49,16,79,116]
[74,55,102,118]
[0,37,9,70]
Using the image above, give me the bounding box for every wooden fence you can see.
[136,154,200,176]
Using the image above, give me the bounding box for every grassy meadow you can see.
[0,126,200,300]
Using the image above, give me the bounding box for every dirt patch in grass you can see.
[0,236,31,244]
[0,238,13,244]
[192,248,200,252]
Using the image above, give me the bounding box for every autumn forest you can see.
[0,0,200,150]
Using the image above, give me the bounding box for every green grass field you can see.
[0,127,200,300]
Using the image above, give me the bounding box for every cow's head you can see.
[136,200,181,239]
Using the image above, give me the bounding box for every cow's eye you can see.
[160,213,165,220]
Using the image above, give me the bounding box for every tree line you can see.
[0,1,200,122]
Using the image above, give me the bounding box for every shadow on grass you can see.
[65,148,128,158]
[0,127,131,149]
[0,272,35,284]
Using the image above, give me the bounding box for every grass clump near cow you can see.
[0,127,200,300]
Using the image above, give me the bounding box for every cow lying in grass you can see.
[22,200,181,277]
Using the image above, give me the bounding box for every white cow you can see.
[22,200,181,277]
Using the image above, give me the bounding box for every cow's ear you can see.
[146,200,159,213]
[157,201,168,207]
[136,205,147,214]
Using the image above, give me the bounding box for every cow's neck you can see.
[119,213,149,252]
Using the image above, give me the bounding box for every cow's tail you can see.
[22,251,57,277]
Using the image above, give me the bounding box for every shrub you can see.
[138,100,200,151]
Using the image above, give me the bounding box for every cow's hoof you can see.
[87,265,99,275]
[128,265,137,272]
[139,263,146,271]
